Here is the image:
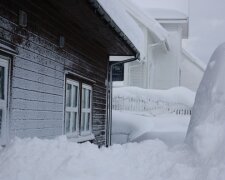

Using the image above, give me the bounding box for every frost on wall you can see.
[186,43,225,160]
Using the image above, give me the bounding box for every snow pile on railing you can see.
[113,86,195,115]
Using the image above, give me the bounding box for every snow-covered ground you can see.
[112,86,194,145]
[0,136,225,180]
[0,86,194,180]
[112,111,190,146]
[1,44,225,180]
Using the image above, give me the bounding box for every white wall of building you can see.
[122,6,205,91]
[150,24,182,89]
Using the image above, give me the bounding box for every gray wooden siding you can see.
[0,10,107,146]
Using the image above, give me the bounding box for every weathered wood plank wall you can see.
[0,1,108,146]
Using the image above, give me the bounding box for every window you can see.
[0,57,8,145]
[65,80,79,137]
[81,84,92,136]
[65,78,93,139]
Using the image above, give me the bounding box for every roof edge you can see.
[182,48,206,71]
[88,0,140,59]
[120,0,170,51]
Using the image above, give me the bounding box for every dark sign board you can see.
[112,63,124,81]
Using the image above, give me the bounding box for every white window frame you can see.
[65,79,80,137]
[64,78,93,140]
[0,57,8,146]
[80,84,92,136]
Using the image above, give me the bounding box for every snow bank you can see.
[112,111,190,146]
[113,86,195,106]
[186,43,225,161]
[1,137,225,180]
[0,137,184,180]
[113,86,195,115]
[112,111,154,143]
[112,87,193,145]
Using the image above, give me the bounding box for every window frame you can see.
[0,56,9,146]
[65,79,80,137]
[64,76,94,141]
[80,84,92,136]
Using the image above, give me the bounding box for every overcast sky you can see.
[130,0,225,64]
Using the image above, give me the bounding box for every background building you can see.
[122,1,205,91]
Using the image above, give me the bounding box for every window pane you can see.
[65,112,70,133]
[87,89,91,108]
[66,84,72,107]
[82,88,86,108]
[85,89,88,108]
[0,66,4,100]
[82,88,91,109]
[81,112,86,131]
[72,86,78,107]
[71,112,77,132]
[86,113,90,131]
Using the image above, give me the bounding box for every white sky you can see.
[129,0,225,64]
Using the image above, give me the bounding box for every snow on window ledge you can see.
[68,133,95,143]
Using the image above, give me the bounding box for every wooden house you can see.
[0,0,139,146]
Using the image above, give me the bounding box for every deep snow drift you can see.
[186,43,225,161]
[112,111,190,146]
[112,87,194,145]
[1,137,225,180]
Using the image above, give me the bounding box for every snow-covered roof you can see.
[182,48,206,71]
[97,0,145,59]
[145,8,189,39]
[146,8,188,20]
[97,0,169,59]
[130,0,189,16]
[121,0,169,50]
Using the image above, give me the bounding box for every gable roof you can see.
[121,0,169,44]
[98,0,171,58]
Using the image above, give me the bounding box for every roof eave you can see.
[88,0,140,59]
